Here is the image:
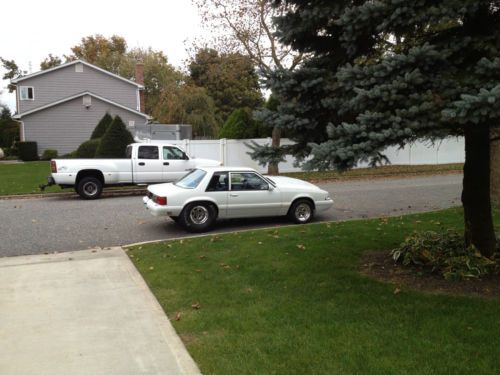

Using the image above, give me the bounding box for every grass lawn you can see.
[0,161,462,196]
[128,208,499,375]
[284,163,463,182]
[0,161,62,195]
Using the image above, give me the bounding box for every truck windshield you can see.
[175,169,207,189]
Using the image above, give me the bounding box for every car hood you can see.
[265,176,323,192]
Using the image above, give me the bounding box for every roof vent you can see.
[75,63,83,73]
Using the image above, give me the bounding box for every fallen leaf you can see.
[191,302,201,309]
[175,312,182,321]
[393,287,401,295]
[149,266,154,271]
[297,244,306,250]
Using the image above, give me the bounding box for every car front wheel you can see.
[180,202,217,232]
[288,199,314,224]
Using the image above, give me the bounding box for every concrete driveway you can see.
[0,248,200,375]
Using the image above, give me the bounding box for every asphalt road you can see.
[0,174,462,257]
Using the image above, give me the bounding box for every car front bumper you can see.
[315,199,334,212]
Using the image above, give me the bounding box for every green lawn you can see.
[0,161,462,196]
[284,163,463,182]
[128,208,499,375]
[0,161,62,195]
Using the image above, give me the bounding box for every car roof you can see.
[199,166,258,173]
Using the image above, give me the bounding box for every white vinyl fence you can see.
[163,137,465,173]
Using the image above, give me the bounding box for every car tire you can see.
[288,199,314,224]
[77,176,103,200]
[179,202,217,232]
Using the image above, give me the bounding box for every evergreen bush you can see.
[41,149,58,160]
[220,108,265,139]
[94,116,134,158]
[90,113,113,140]
[18,141,39,161]
[75,139,101,158]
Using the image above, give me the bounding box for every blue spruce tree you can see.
[251,0,499,256]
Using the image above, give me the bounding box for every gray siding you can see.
[18,64,138,113]
[23,96,147,155]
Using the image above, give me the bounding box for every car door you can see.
[227,172,282,218]
[204,172,229,218]
[162,146,193,182]
[134,145,163,183]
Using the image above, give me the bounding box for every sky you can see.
[0,0,203,111]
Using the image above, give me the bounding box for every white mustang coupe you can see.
[143,167,333,232]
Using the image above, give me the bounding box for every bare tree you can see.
[192,0,305,174]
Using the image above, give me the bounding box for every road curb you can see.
[0,188,147,200]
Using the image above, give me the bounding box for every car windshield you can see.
[175,169,207,189]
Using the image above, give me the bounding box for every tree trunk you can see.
[491,127,500,208]
[267,126,281,175]
[461,125,496,257]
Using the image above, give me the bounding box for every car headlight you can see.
[325,195,332,200]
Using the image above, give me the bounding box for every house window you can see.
[20,86,34,100]
[75,63,83,72]
[82,95,91,107]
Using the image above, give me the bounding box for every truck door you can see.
[162,146,193,182]
[134,145,163,183]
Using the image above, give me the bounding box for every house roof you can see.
[11,59,144,89]
[13,91,152,120]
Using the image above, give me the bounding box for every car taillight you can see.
[50,160,57,173]
[154,195,167,206]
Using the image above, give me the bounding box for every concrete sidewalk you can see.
[0,248,201,375]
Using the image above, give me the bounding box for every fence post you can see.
[220,138,227,165]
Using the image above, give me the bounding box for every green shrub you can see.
[391,230,500,280]
[41,149,58,160]
[18,141,39,161]
[0,122,20,148]
[220,108,266,139]
[94,116,134,158]
[91,112,113,139]
[75,139,100,158]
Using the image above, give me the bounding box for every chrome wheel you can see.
[189,205,209,225]
[295,203,312,222]
[83,181,98,196]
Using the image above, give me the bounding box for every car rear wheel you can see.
[77,176,103,200]
[288,199,314,224]
[180,202,217,232]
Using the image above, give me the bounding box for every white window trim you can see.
[136,89,140,111]
[20,86,35,101]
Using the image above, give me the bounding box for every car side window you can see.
[230,172,269,191]
[206,172,229,192]
[138,146,159,159]
[163,146,187,160]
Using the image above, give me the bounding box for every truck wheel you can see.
[77,177,103,200]
[288,199,314,224]
[179,202,217,232]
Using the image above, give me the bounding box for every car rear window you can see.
[175,169,207,189]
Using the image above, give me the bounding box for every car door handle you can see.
[230,194,239,197]
[163,162,169,166]
[138,162,145,166]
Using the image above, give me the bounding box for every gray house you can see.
[12,60,150,155]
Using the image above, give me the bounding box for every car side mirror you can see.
[268,184,274,191]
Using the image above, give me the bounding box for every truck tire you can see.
[77,176,103,199]
[179,202,217,232]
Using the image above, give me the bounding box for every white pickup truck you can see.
[45,142,221,199]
